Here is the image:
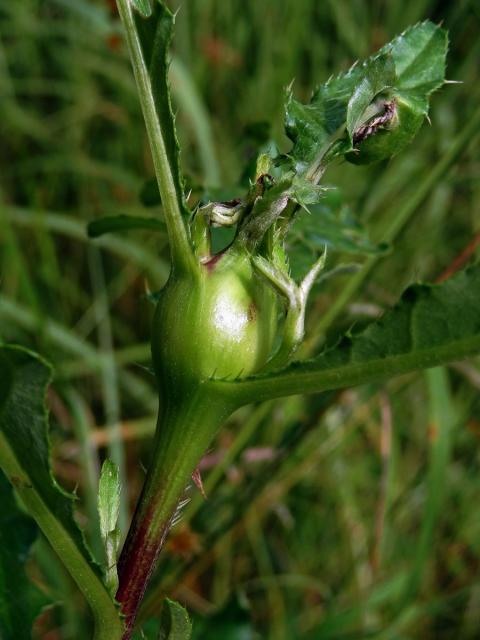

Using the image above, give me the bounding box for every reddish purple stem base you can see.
[116,501,170,639]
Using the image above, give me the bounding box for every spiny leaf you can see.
[0,346,122,636]
[87,215,165,238]
[394,20,448,107]
[347,22,448,164]
[158,598,192,640]
[285,21,447,169]
[287,191,386,279]
[0,473,48,640]
[290,177,327,208]
[212,264,480,404]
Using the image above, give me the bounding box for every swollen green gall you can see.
[151,248,278,396]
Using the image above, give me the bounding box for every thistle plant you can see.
[1,1,480,639]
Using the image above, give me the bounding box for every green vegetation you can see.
[1,0,480,638]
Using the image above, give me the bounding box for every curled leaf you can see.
[285,21,447,170]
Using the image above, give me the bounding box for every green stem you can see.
[115,0,196,274]
[137,402,274,621]
[314,102,480,338]
[0,434,124,640]
[116,386,234,638]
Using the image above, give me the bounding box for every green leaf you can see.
[133,1,188,217]
[117,0,195,272]
[98,460,121,543]
[290,176,327,208]
[212,264,480,404]
[394,20,448,110]
[98,459,121,597]
[87,215,166,238]
[287,191,386,279]
[159,598,192,640]
[0,346,123,640]
[130,0,152,17]
[285,21,447,169]
[0,472,48,640]
[346,53,396,140]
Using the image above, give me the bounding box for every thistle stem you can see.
[116,388,232,638]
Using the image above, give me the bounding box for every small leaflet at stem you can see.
[158,598,192,640]
[98,459,122,597]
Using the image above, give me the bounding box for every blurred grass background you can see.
[1,0,480,638]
